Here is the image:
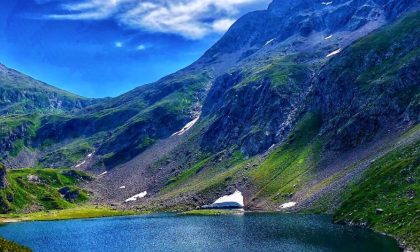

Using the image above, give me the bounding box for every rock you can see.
[406,177,416,184]
[27,175,41,183]
[0,163,8,189]
[61,170,92,182]
[58,187,83,203]
[376,208,384,214]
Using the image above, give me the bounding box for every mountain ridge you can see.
[0,0,419,249]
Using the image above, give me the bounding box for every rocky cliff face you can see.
[0,163,7,189]
[197,0,419,157]
[201,0,419,70]
[313,13,420,150]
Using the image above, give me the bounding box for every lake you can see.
[0,213,400,252]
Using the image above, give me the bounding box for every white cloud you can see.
[212,18,236,32]
[41,0,270,39]
[136,44,147,50]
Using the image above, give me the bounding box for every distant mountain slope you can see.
[0,64,98,166]
[0,64,94,115]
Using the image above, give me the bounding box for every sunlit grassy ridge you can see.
[0,237,31,252]
[251,112,323,203]
[334,138,420,250]
[0,206,135,222]
[0,168,92,213]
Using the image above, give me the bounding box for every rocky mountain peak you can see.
[200,0,419,74]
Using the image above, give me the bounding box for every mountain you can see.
[0,63,94,115]
[0,64,98,166]
[0,0,419,249]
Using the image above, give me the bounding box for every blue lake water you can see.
[0,213,400,252]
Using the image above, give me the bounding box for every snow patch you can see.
[324,35,333,40]
[280,202,297,209]
[264,38,275,46]
[119,186,126,189]
[125,191,147,202]
[75,152,94,168]
[75,161,86,168]
[97,171,108,177]
[322,1,333,5]
[326,48,341,57]
[204,190,244,209]
[172,117,199,136]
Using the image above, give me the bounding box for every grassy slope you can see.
[161,151,245,196]
[0,114,41,158]
[0,169,92,213]
[0,207,135,222]
[334,138,420,249]
[250,112,323,203]
[0,237,31,252]
[18,71,212,169]
[0,63,90,115]
[0,168,136,222]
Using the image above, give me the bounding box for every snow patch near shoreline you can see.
[203,190,244,209]
[125,191,147,202]
[280,202,297,209]
[172,117,199,136]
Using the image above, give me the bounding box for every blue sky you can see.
[0,0,270,98]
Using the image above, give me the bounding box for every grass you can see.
[0,114,41,157]
[182,209,243,216]
[0,168,92,213]
[163,156,211,192]
[334,138,420,250]
[39,139,94,167]
[328,12,420,91]
[159,151,247,203]
[251,112,323,203]
[234,55,310,91]
[0,237,31,252]
[0,206,136,222]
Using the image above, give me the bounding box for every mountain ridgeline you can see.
[0,0,419,249]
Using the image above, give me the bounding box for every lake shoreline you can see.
[334,219,412,252]
[0,206,139,224]
[1,208,409,251]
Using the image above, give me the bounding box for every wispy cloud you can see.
[136,44,147,50]
[39,0,270,39]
